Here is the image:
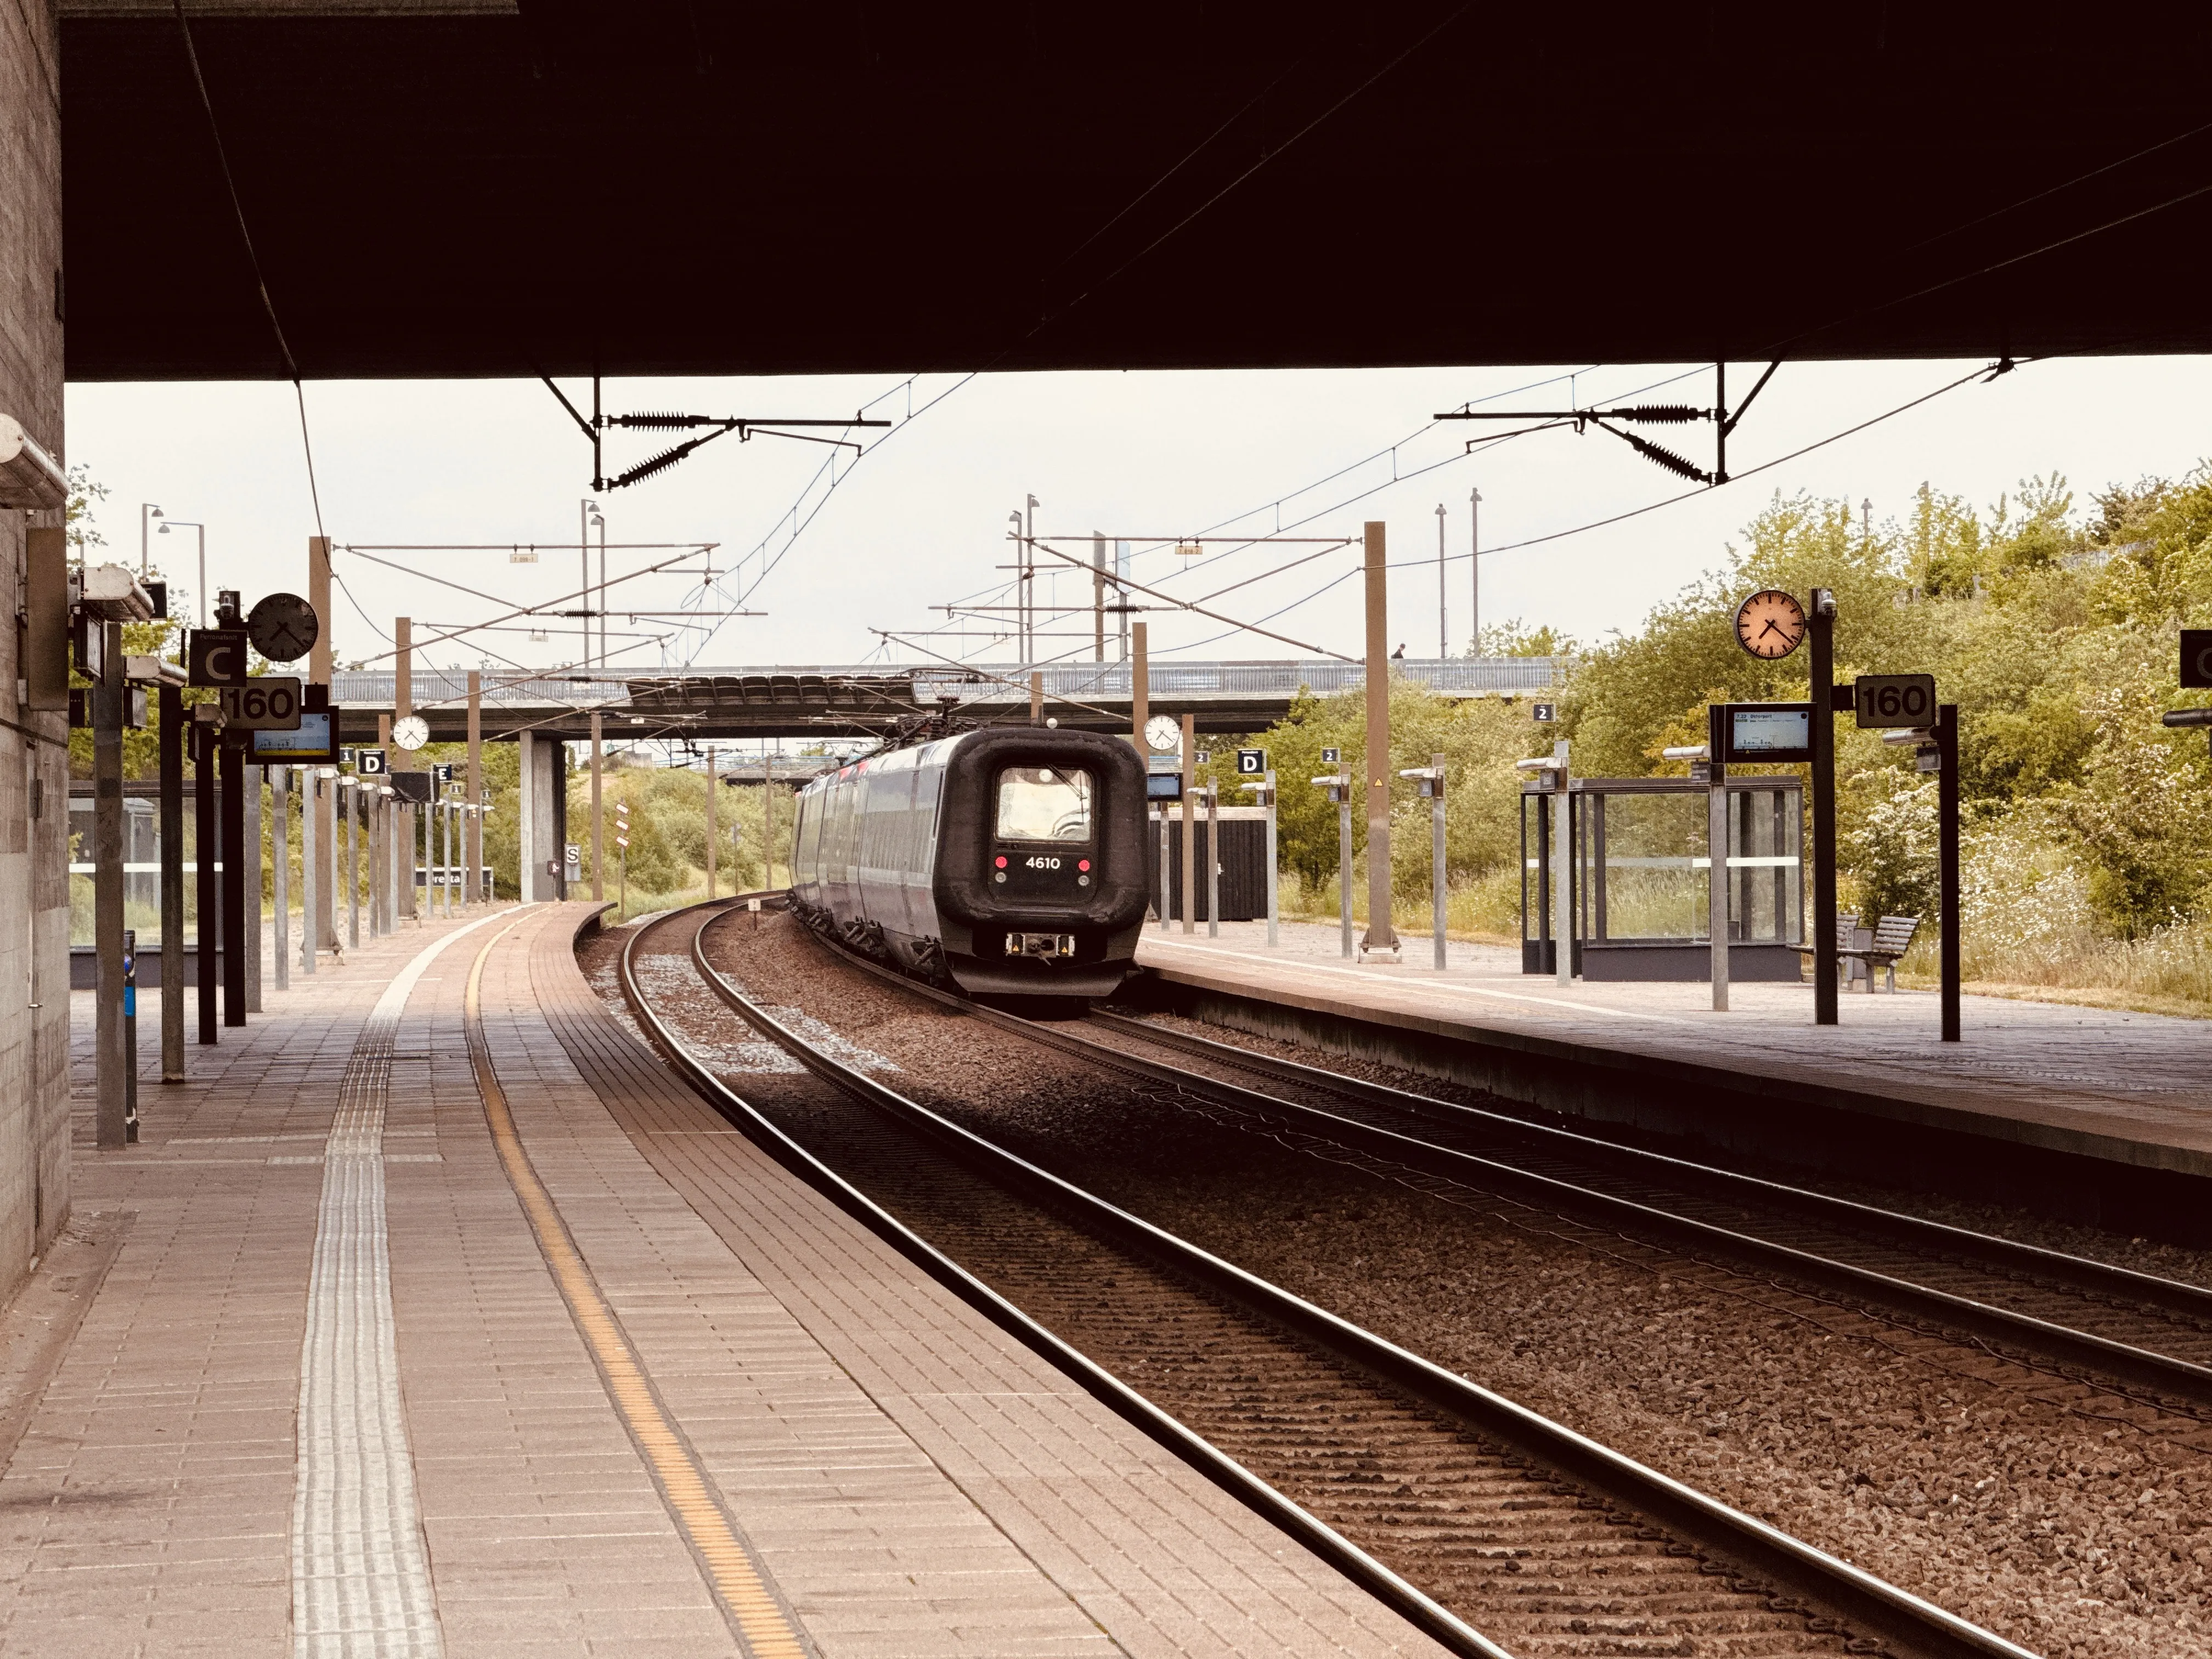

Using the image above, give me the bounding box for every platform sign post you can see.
[1937,704,1961,1042]
[1551,740,1573,989]
[1398,756,1448,970]
[1706,704,1729,1012]
[272,766,291,991]
[1204,780,1220,939]
[1235,751,1277,948]
[1180,714,1197,934]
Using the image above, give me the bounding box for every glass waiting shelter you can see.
[1520,775,1805,980]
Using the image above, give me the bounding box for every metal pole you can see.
[1205,781,1219,939]
[300,769,317,975]
[1093,532,1106,663]
[194,724,218,1043]
[272,766,290,991]
[1470,487,1482,656]
[1264,770,1279,949]
[1130,620,1149,754]
[346,783,359,946]
[221,737,246,1026]
[465,669,483,910]
[94,627,127,1148]
[1810,590,1838,1024]
[1030,671,1043,726]
[1337,771,1353,960]
[122,928,139,1142]
[308,534,335,955]
[1180,714,1196,933]
[443,797,455,918]
[1157,804,1171,933]
[243,765,262,1009]
[764,743,777,889]
[1938,703,1961,1042]
[159,684,185,1082]
[590,710,605,900]
[1361,522,1397,957]
[1430,753,1447,972]
[1553,738,1572,989]
[1435,504,1447,660]
[395,617,416,918]
[704,746,717,901]
[1707,704,1729,1012]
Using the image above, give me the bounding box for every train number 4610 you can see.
[1025,856,1062,869]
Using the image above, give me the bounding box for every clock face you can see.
[1143,714,1182,753]
[247,591,320,664]
[1734,589,1808,659]
[391,715,430,752]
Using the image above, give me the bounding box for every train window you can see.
[995,767,1093,843]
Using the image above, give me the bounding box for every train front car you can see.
[933,729,1148,998]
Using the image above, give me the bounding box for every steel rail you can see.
[612,905,1509,1659]
[799,926,2212,1407]
[708,911,2034,1659]
[1086,1009,2212,1325]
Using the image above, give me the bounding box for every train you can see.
[789,727,1150,998]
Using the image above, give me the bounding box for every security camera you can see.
[0,413,65,511]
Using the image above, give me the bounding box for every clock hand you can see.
[1759,618,1786,639]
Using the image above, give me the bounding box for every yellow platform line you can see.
[464,921,808,1659]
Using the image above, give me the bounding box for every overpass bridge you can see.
[330,656,1567,746]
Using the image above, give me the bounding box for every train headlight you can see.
[994,855,1007,868]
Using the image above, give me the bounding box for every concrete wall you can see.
[1,0,72,1282]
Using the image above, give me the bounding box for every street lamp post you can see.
[141,503,163,577]
[159,521,207,627]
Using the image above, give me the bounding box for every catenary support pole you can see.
[1361,522,1397,958]
[590,711,605,900]
[272,766,290,991]
[1469,487,1482,654]
[704,746,717,901]
[159,684,185,1082]
[1938,703,1962,1042]
[1811,589,1839,1024]
[1130,620,1149,755]
[1553,738,1572,990]
[94,625,127,1148]
[1435,505,1448,659]
[1707,703,1729,1012]
[1030,671,1043,726]
[465,670,482,909]
[764,744,777,889]
[194,724,217,1043]
[1092,532,1107,662]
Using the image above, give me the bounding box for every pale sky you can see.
[63,354,2212,694]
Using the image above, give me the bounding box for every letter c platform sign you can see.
[188,628,252,688]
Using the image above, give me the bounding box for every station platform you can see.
[22,903,1448,1658]
[1133,920,2212,1231]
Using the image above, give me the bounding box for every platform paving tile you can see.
[527,904,1453,1658]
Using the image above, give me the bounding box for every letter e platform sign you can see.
[2183,630,2212,690]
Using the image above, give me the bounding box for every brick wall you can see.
[1,0,72,1282]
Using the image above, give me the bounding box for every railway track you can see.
[614,899,2035,1659]
[801,921,2212,1418]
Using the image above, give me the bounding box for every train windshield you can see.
[995,767,1094,843]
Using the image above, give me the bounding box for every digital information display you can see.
[249,709,340,765]
[1725,703,1813,763]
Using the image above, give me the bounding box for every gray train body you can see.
[789,727,1149,998]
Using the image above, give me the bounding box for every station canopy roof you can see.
[61,2,2212,381]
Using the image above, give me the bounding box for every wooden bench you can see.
[1841,914,1921,991]
[1796,913,1921,991]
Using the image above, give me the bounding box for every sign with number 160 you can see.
[1853,673,1936,729]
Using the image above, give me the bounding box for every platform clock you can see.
[1143,714,1182,753]
[391,714,430,751]
[1734,589,1807,659]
